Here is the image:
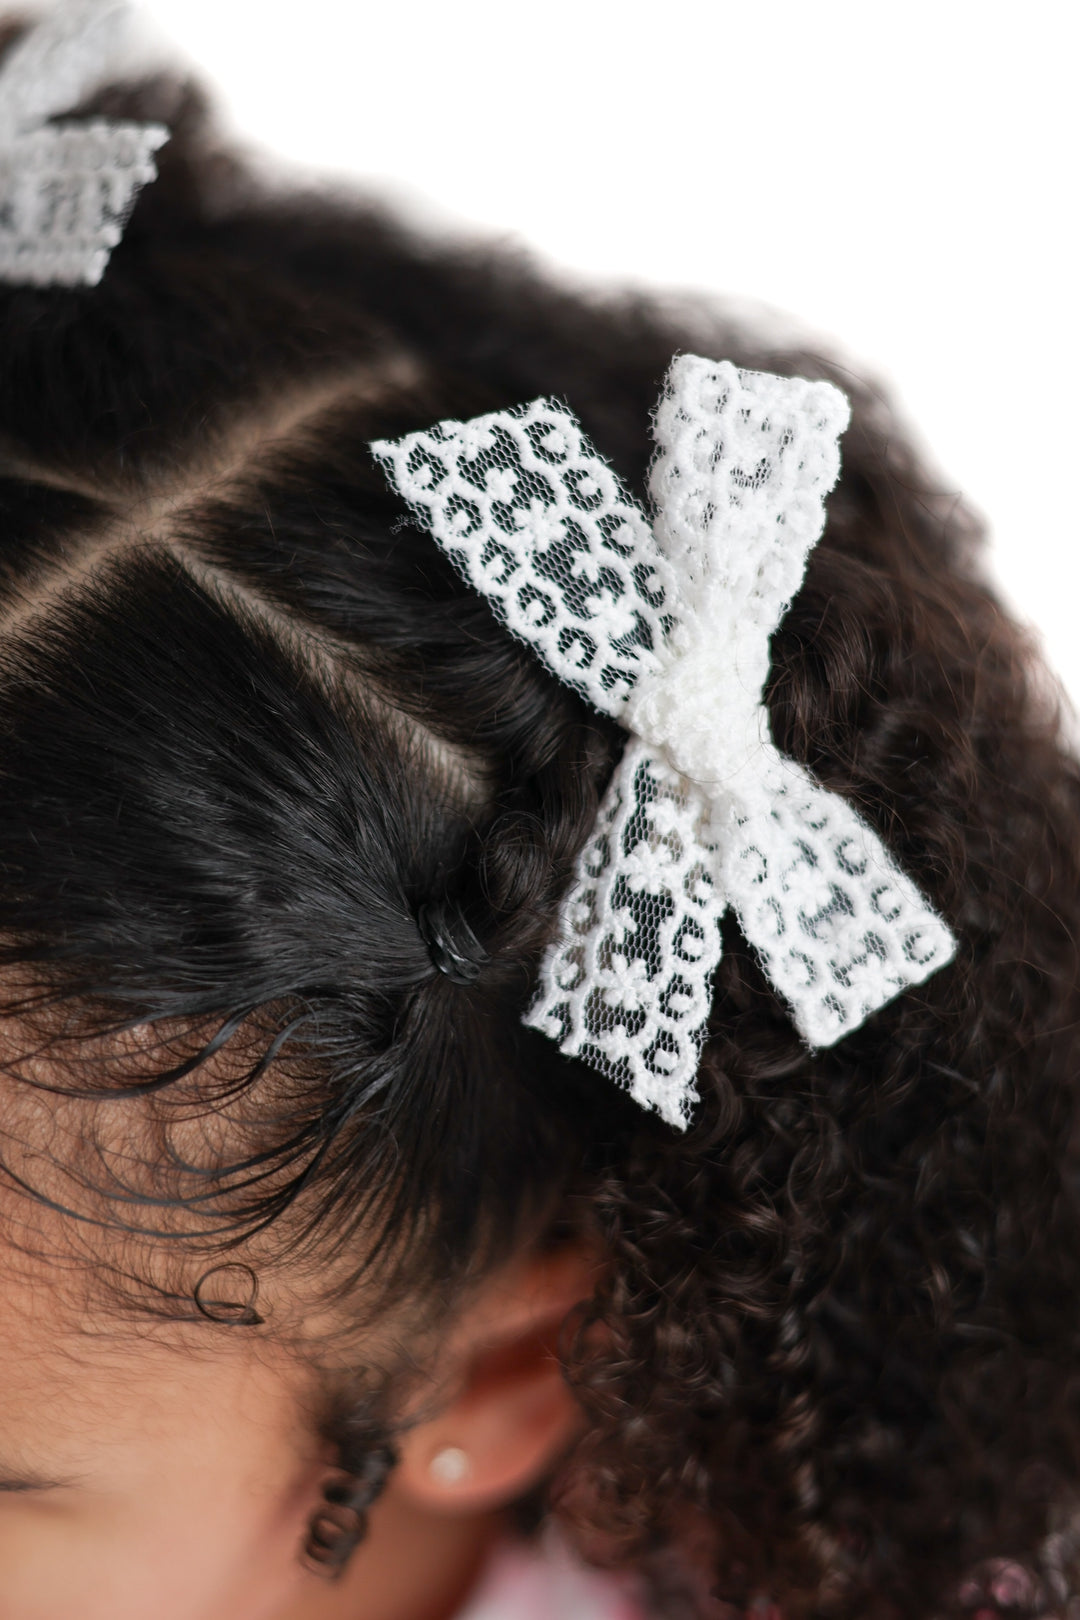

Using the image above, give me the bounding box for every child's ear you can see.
[389,1243,600,1515]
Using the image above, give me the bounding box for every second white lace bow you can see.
[372,356,956,1128]
[0,1,168,288]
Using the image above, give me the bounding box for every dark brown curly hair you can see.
[2,32,1079,1620]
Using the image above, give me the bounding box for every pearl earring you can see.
[429,1446,471,1486]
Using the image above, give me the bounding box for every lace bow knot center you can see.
[624,636,770,792]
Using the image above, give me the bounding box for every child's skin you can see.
[0,1193,593,1620]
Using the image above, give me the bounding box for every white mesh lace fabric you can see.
[0,1,167,288]
[534,733,728,1124]
[717,755,955,1048]
[371,356,957,1128]
[373,395,677,713]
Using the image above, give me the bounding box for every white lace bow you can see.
[0,1,167,288]
[372,356,956,1127]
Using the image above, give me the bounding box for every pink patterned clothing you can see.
[452,1538,1035,1620]
[454,1529,648,1620]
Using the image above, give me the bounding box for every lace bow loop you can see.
[371,397,676,718]
[371,356,957,1128]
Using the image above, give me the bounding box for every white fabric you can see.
[371,356,956,1128]
[0,1,167,287]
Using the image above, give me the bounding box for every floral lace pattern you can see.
[532,735,727,1125]
[372,394,675,716]
[372,356,956,1128]
[0,2,167,288]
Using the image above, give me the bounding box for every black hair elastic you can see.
[416,898,489,986]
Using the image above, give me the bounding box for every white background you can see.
[137,0,1079,704]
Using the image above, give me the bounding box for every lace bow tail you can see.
[524,737,726,1129]
[720,755,956,1047]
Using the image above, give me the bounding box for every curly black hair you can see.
[1,34,1079,1620]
